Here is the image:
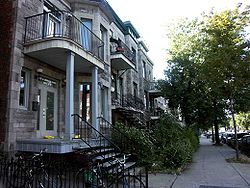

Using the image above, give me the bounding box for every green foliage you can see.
[161,4,250,134]
[111,123,155,165]
[112,114,199,172]
[234,112,250,130]
[152,114,198,170]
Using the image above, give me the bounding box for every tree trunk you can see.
[213,101,220,145]
[214,121,220,145]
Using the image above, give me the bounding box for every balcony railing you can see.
[148,81,160,90]
[110,38,135,65]
[24,11,104,61]
[111,92,145,111]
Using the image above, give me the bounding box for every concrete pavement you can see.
[148,136,250,188]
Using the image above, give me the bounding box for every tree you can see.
[235,112,250,130]
[162,4,250,150]
[199,5,250,154]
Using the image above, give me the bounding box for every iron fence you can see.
[0,155,148,188]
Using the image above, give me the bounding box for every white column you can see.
[65,52,75,140]
[91,66,99,131]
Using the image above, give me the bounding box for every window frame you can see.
[19,69,30,110]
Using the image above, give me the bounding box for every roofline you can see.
[124,21,140,38]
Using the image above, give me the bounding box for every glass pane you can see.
[80,19,92,51]
[37,90,41,130]
[19,71,26,106]
[79,84,91,123]
[46,91,54,130]
[47,15,60,37]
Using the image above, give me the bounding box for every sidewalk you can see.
[148,136,250,188]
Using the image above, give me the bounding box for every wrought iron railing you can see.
[0,155,148,188]
[72,114,120,154]
[148,81,160,91]
[97,117,136,153]
[24,11,104,61]
[111,91,145,111]
[110,37,136,65]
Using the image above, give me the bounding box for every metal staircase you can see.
[71,114,141,181]
[111,91,148,128]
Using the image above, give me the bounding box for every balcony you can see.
[111,92,144,112]
[110,38,135,70]
[146,81,161,97]
[23,11,104,73]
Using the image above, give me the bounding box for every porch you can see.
[22,10,105,143]
[16,139,80,154]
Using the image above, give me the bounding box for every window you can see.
[19,69,30,109]
[144,91,148,109]
[148,70,151,80]
[109,30,113,38]
[80,19,92,51]
[79,83,91,123]
[43,1,61,37]
[133,82,138,98]
[119,77,123,97]
[99,87,108,118]
[132,47,136,67]
[100,25,107,61]
[111,73,117,93]
[143,61,146,79]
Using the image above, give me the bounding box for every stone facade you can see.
[0,0,15,148]
[0,0,155,153]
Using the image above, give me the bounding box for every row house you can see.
[0,0,158,155]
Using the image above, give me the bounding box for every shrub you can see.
[111,113,199,171]
[111,123,155,165]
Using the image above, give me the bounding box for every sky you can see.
[107,0,249,79]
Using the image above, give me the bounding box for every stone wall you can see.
[5,0,43,152]
[0,0,15,148]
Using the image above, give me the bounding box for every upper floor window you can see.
[100,25,107,61]
[133,82,138,98]
[148,70,152,81]
[144,90,148,109]
[109,30,113,38]
[143,61,146,79]
[43,1,61,37]
[80,18,92,51]
[19,69,30,109]
[132,47,136,67]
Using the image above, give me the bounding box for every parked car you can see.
[239,135,250,156]
[220,132,227,144]
[205,131,212,138]
[224,132,234,146]
[230,133,249,149]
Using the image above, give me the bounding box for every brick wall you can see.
[0,0,14,144]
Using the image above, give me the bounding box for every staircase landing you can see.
[16,138,92,153]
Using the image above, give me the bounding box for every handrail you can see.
[72,114,121,154]
[97,117,136,153]
[24,11,104,61]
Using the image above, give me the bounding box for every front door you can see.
[38,83,58,138]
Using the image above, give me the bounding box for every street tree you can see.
[162,4,250,151]
[199,5,250,155]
